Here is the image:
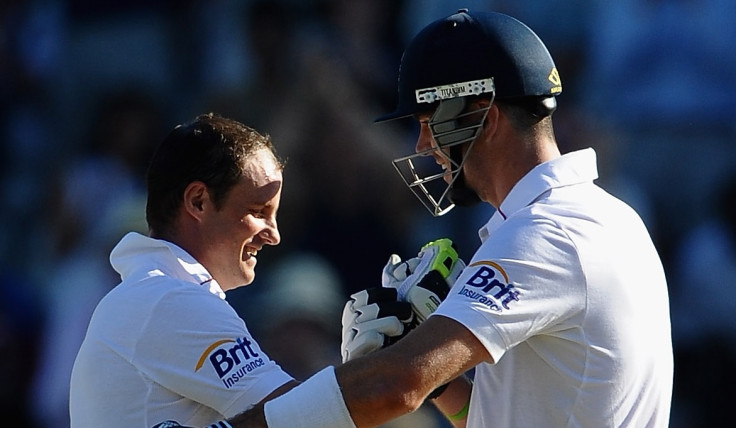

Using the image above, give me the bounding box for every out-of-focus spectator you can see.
[57,0,177,142]
[0,0,67,275]
[267,55,419,294]
[29,196,147,427]
[579,0,736,257]
[200,0,302,131]
[238,252,344,380]
[669,173,736,427]
[0,267,44,425]
[311,0,404,110]
[28,90,158,426]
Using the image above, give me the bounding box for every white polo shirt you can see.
[70,233,293,428]
[434,148,673,427]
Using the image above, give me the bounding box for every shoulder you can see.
[481,209,578,264]
[93,275,242,336]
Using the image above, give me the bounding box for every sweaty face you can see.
[200,148,283,291]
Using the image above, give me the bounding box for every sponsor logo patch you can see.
[457,261,520,311]
[196,337,265,389]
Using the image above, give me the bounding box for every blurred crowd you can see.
[1,0,735,426]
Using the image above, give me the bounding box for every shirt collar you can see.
[110,232,226,299]
[479,148,599,241]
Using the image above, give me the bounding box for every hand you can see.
[383,238,465,322]
[341,287,415,362]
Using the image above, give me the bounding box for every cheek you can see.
[238,217,261,239]
[461,155,480,185]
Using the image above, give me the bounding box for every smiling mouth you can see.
[244,247,259,260]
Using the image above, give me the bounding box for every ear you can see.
[182,181,211,221]
[475,99,499,140]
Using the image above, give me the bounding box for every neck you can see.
[482,135,560,208]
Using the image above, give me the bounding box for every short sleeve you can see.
[434,215,586,363]
[134,285,293,417]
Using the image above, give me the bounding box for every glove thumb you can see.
[382,254,403,288]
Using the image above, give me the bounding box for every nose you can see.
[415,122,435,154]
[261,218,281,246]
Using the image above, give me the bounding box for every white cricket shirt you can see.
[70,233,293,427]
[434,148,673,427]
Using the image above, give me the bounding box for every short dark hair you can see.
[495,97,555,140]
[145,113,284,237]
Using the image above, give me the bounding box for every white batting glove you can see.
[341,287,415,363]
[383,238,465,322]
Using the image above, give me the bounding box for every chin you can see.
[240,266,256,285]
[238,256,257,281]
[236,271,254,286]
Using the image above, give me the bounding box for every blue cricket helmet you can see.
[376,9,562,122]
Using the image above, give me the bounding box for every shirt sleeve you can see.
[434,215,587,363]
[133,284,293,417]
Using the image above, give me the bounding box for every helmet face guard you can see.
[392,79,494,216]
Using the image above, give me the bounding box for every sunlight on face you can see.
[203,149,283,291]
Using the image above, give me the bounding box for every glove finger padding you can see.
[384,238,466,322]
[341,287,400,332]
[341,287,415,363]
[382,254,423,288]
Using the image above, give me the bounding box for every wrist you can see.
[446,399,470,422]
[426,382,449,400]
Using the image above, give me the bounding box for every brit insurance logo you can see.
[195,337,266,389]
[457,261,520,311]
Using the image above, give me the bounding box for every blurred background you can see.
[1,0,735,426]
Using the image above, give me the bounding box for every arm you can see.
[337,314,489,427]
[156,241,478,428]
[430,375,473,428]
[216,315,487,428]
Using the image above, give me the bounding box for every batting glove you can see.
[341,287,416,363]
[383,238,465,322]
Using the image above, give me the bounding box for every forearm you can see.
[222,368,470,428]
[430,375,472,428]
[337,352,424,427]
[222,317,484,428]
